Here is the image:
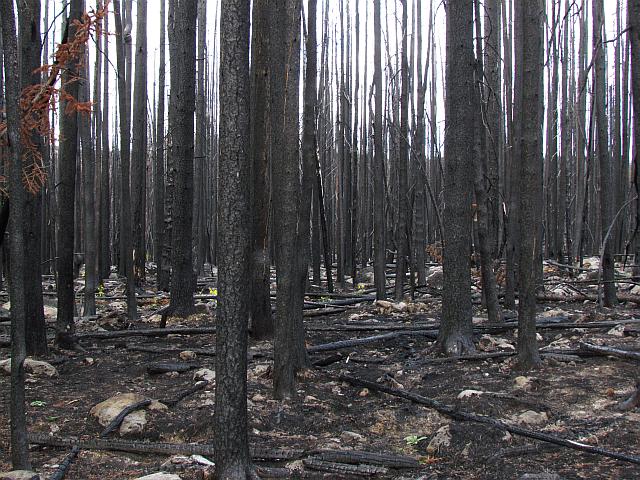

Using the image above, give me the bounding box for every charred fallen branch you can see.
[579,342,640,361]
[338,374,640,465]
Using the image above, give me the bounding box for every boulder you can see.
[193,368,215,382]
[90,393,167,436]
[0,358,58,377]
[426,425,451,454]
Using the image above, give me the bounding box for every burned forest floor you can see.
[1,259,640,479]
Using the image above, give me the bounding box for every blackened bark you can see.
[131,0,148,285]
[168,0,197,316]
[155,0,167,289]
[80,52,97,317]
[394,0,409,301]
[99,10,111,280]
[593,0,618,306]
[56,1,83,346]
[1,0,31,467]
[193,0,207,275]
[215,0,254,476]
[630,0,640,278]
[271,0,304,399]
[515,0,543,369]
[113,0,138,320]
[249,0,273,339]
[438,0,475,356]
[19,0,47,355]
[373,0,386,300]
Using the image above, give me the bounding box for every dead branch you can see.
[338,374,640,465]
[579,342,640,361]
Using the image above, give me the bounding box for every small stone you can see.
[519,474,564,480]
[251,393,266,402]
[193,368,215,382]
[426,425,451,454]
[607,325,625,337]
[179,351,197,361]
[514,410,548,426]
[457,389,484,399]
[358,388,369,397]
[0,471,40,480]
[340,431,365,443]
[514,376,536,391]
[84,357,95,366]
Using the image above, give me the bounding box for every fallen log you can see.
[27,433,305,461]
[302,457,388,476]
[338,374,640,465]
[76,326,217,340]
[311,450,419,469]
[538,292,640,305]
[579,342,640,362]
[308,330,438,354]
[126,344,216,356]
[161,381,209,407]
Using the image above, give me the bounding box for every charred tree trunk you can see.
[249,0,273,339]
[438,0,475,356]
[215,0,254,476]
[155,0,167,290]
[1,0,31,467]
[630,0,640,278]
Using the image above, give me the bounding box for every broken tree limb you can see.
[311,450,419,469]
[161,381,209,407]
[302,457,388,476]
[338,374,640,465]
[537,292,640,305]
[579,342,640,361]
[308,330,438,353]
[75,326,217,340]
[26,433,305,461]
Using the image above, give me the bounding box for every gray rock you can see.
[134,474,182,480]
[0,471,40,480]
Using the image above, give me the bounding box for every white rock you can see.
[375,300,393,309]
[607,325,625,337]
[193,368,215,382]
[457,389,484,399]
[426,425,451,454]
[0,358,58,377]
[133,474,182,480]
[514,376,535,391]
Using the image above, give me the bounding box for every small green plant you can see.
[209,287,218,296]
[356,283,366,292]
[97,283,105,297]
[320,296,330,302]
[30,400,46,407]
[404,435,427,446]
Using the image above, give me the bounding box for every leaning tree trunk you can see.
[18,0,47,355]
[438,0,475,356]
[593,0,618,307]
[515,0,543,370]
[215,0,254,476]
[249,0,273,339]
[1,0,31,468]
[168,0,197,317]
[56,0,83,346]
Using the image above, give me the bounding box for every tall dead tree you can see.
[168,0,197,316]
[19,0,47,354]
[373,0,386,300]
[99,8,111,280]
[131,0,148,284]
[593,0,618,306]
[249,0,273,339]
[155,0,167,289]
[515,0,543,369]
[271,0,306,399]
[113,0,138,320]
[394,0,410,300]
[1,0,31,467]
[215,0,254,476]
[630,0,640,278]
[56,0,84,345]
[438,0,475,356]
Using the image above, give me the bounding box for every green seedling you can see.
[404,435,427,446]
